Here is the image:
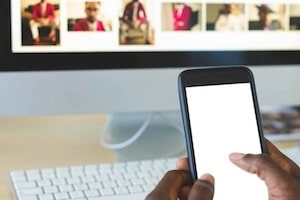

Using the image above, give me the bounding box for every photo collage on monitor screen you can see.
[13,0,300,52]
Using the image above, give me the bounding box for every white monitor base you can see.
[100,111,186,161]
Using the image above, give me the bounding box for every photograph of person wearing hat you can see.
[249,4,285,31]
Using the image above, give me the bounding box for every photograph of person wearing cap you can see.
[249,4,286,31]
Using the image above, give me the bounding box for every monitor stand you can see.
[100,110,186,161]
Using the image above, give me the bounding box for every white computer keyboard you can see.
[9,157,178,200]
[8,146,300,200]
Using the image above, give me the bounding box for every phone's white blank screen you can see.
[186,83,267,200]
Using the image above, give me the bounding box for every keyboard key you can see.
[84,189,100,197]
[58,184,74,192]
[95,174,109,182]
[18,195,38,200]
[116,179,131,187]
[10,171,27,182]
[43,186,59,194]
[102,180,117,188]
[15,181,36,189]
[114,186,129,195]
[73,183,88,191]
[128,185,143,193]
[69,191,85,198]
[99,188,115,196]
[41,169,56,179]
[37,179,51,187]
[131,177,146,185]
[66,177,81,184]
[51,178,66,186]
[81,175,95,183]
[38,194,54,200]
[17,188,43,196]
[54,192,69,200]
[88,182,103,190]
[26,170,41,181]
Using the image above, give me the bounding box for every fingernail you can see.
[200,173,214,184]
[200,174,210,179]
[229,153,246,160]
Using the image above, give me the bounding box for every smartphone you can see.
[178,67,267,200]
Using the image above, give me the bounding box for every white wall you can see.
[250,65,300,107]
[0,65,299,116]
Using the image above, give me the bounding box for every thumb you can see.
[229,153,289,187]
[188,174,214,200]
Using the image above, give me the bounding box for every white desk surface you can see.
[0,114,117,200]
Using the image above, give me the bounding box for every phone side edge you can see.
[178,72,198,181]
[247,67,267,154]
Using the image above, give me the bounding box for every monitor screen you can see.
[3,0,300,70]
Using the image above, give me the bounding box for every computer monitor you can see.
[1,1,300,159]
[5,1,300,69]
[2,1,300,112]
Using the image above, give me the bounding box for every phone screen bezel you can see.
[178,66,266,181]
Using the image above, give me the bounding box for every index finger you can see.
[145,170,192,200]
